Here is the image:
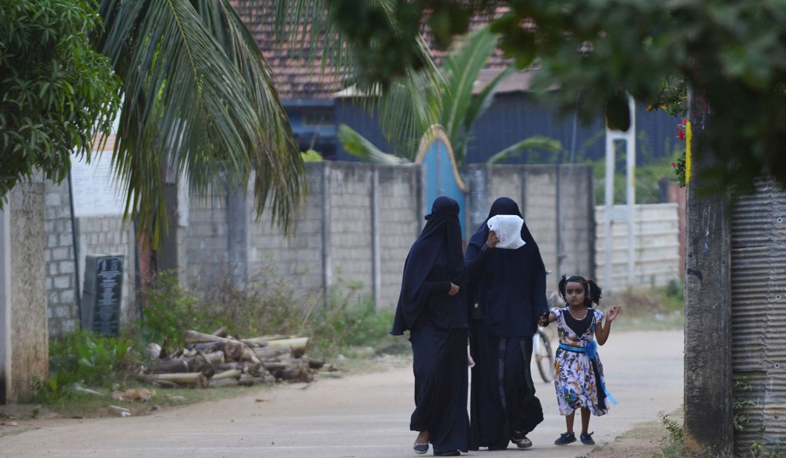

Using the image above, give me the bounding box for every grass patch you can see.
[605,281,684,332]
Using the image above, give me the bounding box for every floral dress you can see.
[552,307,610,417]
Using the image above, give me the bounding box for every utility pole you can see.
[682,87,734,455]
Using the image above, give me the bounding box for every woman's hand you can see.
[606,305,621,322]
[486,230,499,249]
[448,283,460,296]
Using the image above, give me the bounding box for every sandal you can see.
[413,442,429,454]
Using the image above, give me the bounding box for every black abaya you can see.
[464,197,547,450]
[391,196,469,454]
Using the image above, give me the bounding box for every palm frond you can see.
[97,0,304,245]
[440,25,498,163]
[486,136,563,165]
[454,65,515,159]
[338,124,410,165]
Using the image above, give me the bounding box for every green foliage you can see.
[141,273,216,348]
[301,150,323,162]
[341,25,561,165]
[658,411,684,444]
[141,269,396,358]
[0,0,120,200]
[307,282,396,355]
[96,0,306,246]
[294,0,786,194]
[36,330,139,402]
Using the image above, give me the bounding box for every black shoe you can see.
[433,451,460,456]
[413,442,429,454]
[580,431,595,445]
[554,432,576,446]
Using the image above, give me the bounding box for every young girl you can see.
[538,275,621,446]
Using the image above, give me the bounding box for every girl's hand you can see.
[607,305,621,322]
[538,313,548,327]
[486,230,499,249]
[448,283,460,296]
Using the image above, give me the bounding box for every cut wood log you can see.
[148,358,196,374]
[240,345,262,365]
[212,369,241,381]
[264,337,308,351]
[184,330,232,344]
[238,374,256,387]
[222,341,244,361]
[241,335,293,346]
[187,342,226,353]
[213,362,244,373]
[204,351,225,366]
[209,378,239,388]
[308,358,325,370]
[149,372,209,388]
[212,326,228,338]
[252,348,289,360]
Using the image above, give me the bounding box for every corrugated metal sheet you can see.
[732,179,786,453]
[334,93,681,164]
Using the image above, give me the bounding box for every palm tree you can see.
[338,26,562,165]
[93,0,446,244]
[94,0,309,245]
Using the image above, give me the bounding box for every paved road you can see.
[1,331,682,458]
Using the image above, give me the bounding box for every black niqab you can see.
[391,196,465,335]
[465,197,548,337]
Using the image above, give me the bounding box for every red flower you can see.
[677,118,687,141]
[671,161,676,168]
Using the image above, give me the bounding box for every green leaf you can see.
[338,124,410,165]
[486,136,563,165]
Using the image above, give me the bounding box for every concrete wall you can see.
[595,203,681,289]
[1,182,48,402]
[42,161,596,338]
[186,163,421,309]
[44,182,79,336]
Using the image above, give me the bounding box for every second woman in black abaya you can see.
[465,197,548,451]
[391,196,469,457]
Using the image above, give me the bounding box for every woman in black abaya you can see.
[464,197,548,450]
[391,196,469,457]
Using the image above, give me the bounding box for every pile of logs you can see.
[142,328,333,388]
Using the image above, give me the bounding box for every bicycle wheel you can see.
[534,329,555,383]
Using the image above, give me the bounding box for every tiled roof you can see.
[237,4,515,101]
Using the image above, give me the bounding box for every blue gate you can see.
[415,126,468,237]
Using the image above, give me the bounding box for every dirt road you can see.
[1,330,682,458]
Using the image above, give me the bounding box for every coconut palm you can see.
[338,25,561,165]
[95,0,446,243]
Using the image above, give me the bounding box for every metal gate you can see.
[415,126,467,235]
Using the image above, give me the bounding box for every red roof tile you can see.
[236,4,514,100]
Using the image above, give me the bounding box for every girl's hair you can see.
[558,275,602,308]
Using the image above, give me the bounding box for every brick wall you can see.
[186,185,229,291]
[247,167,325,296]
[327,163,374,296]
[377,165,421,307]
[44,182,78,337]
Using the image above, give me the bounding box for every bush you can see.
[36,330,140,402]
[140,268,396,358]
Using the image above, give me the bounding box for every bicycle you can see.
[533,326,555,383]
[532,290,562,383]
